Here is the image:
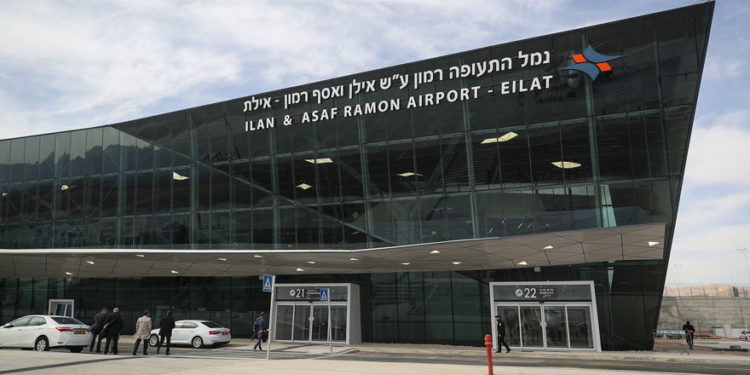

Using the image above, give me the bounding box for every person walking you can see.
[132,310,153,355]
[89,307,108,353]
[252,312,268,352]
[102,307,123,355]
[495,315,511,353]
[156,311,175,355]
[682,320,695,349]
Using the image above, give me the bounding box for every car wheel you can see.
[191,336,203,348]
[149,334,159,347]
[69,346,84,353]
[34,337,50,352]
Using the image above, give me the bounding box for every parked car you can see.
[149,320,230,348]
[740,330,750,340]
[0,315,91,352]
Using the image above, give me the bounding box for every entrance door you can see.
[311,305,329,342]
[496,303,595,350]
[275,303,347,343]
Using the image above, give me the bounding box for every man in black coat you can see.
[102,307,123,355]
[495,315,511,353]
[89,307,108,353]
[156,311,176,355]
[682,320,695,349]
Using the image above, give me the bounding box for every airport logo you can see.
[561,45,621,80]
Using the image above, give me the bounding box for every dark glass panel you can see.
[396,272,426,341]
[528,125,563,186]
[136,138,154,171]
[316,151,341,204]
[211,171,232,209]
[389,141,416,197]
[211,212,231,248]
[292,157,318,204]
[122,173,137,216]
[655,10,699,76]
[196,166,210,210]
[391,199,419,245]
[499,129,531,188]
[451,272,485,345]
[441,136,470,192]
[20,182,37,222]
[135,172,153,215]
[276,157,294,201]
[36,181,55,220]
[83,176,101,218]
[663,108,692,176]
[569,184,598,229]
[155,170,171,213]
[39,135,55,180]
[23,136,40,181]
[9,139,25,181]
[365,145,390,199]
[251,209,274,249]
[596,116,631,180]
[100,175,118,217]
[67,178,84,218]
[120,132,138,172]
[69,130,86,177]
[102,127,120,173]
[560,121,592,184]
[54,132,71,178]
[338,149,364,201]
[85,128,103,175]
[0,140,10,183]
[370,273,399,342]
[644,113,668,177]
[172,168,191,212]
[414,139,443,195]
[471,132,501,190]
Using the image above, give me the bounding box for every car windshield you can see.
[201,321,223,328]
[52,317,84,325]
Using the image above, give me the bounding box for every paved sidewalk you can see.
[353,342,750,366]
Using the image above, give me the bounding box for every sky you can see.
[0,0,748,285]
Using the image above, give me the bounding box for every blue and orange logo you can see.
[561,45,621,80]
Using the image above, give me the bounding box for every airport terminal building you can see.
[0,3,713,350]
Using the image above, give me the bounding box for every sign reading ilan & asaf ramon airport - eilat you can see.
[242,50,559,132]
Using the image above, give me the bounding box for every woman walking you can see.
[132,310,152,355]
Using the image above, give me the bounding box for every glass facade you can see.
[0,3,712,350]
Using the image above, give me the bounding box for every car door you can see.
[18,317,47,348]
[180,322,199,344]
[170,322,188,344]
[0,317,30,348]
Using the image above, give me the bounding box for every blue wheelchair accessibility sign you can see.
[319,288,330,302]
[262,274,274,292]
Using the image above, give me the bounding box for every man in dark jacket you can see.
[495,315,511,353]
[156,311,176,355]
[252,312,268,351]
[89,307,108,353]
[102,307,124,355]
[682,321,695,349]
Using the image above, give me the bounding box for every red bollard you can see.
[484,334,494,375]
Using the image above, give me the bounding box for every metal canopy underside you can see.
[0,223,666,278]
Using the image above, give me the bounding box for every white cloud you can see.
[684,110,750,186]
[0,0,573,137]
[704,56,744,80]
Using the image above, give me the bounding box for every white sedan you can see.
[149,320,231,348]
[0,315,91,352]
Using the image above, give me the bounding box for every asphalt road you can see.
[332,351,750,375]
[3,344,750,374]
